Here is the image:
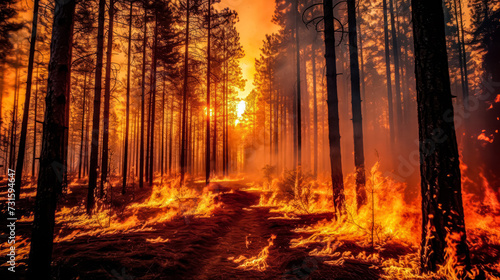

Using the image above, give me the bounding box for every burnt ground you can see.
[1,179,499,279]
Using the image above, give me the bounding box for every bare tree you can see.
[14,0,40,199]
[27,0,76,276]
[87,0,106,214]
[411,0,470,274]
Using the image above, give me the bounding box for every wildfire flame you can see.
[229,234,277,271]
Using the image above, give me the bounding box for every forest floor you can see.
[1,178,498,279]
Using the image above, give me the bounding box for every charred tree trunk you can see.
[180,0,191,185]
[87,0,106,214]
[161,75,165,176]
[78,72,87,179]
[357,0,366,117]
[294,0,302,167]
[383,0,395,147]
[323,0,345,217]
[389,0,403,133]
[84,76,91,176]
[168,92,174,175]
[0,64,3,172]
[457,0,469,109]
[213,83,217,174]
[122,0,133,194]
[27,0,75,276]
[312,40,318,178]
[139,5,147,189]
[411,0,470,274]
[9,54,19,173]
[14,0,39,198]
[347,0,367,209]
[204,0,211,184]
[149,12,158,185]
[101,0,114,198]
[32,66,39,178]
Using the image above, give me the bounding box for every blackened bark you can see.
[27,0,75,277]
[168,92,174,175]
[78,72,87,179]
[139,5,147,189]
[389,0,403,132]
[149,12,158,184]
[383,0,395,147]
[347,0,367,209]
[204,0,210,184]
[122,0,133,194]
[294,0,302,167]
[411,0,470,274]
[87,0,106,214]
[14,0,40,198]
[101,0,114,197]
[323,0,345,217]
[32,66,39,178]
[312,40,318,178]
[180,0,191,185]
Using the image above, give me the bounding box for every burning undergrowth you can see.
[255,168,335,216]
[0,176,223,268]
[251,162,500,279]
[54,177,222,243]
[229,234,277,271]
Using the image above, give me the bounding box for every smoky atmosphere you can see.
[0,0,499,279]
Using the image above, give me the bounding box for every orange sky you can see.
[215,0,280,99]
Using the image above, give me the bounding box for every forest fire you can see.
[1,0,499,279]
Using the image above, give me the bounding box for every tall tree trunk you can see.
[32,66,39,178]
[139,5,147,189]
[457,0,469,109]
[383,0,395,147]
[213,83,217,174]
[87,0,106,214]
[14,0,40,198]
[294,0,302,167]
[149,12,158,185]
[357,0,366,117]
[180,0,191,185]
[122,0,133,194]
[323,0,345,217]
[9,54,19,171]
[312,41,318,178]
[161,75,165,176]
[0,63,3,171]
[62,11,73,193]
[84,76,91,176]
[347,0,367,209]
[269,65,273,166]
[225,58,229,175]
[78,72,87,179]
[203,0,210,184]
[146,84,150,182]
[27,0,75,276]
[389,0,403,133]
[222,35,227,176]
[168,92,174,175]
[101,0,114,198]
[411,0,470,274]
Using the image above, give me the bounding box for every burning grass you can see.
[251,162,500,279]
[229,234,277,271]
[0,176,223,267]
[53,177,221,242]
